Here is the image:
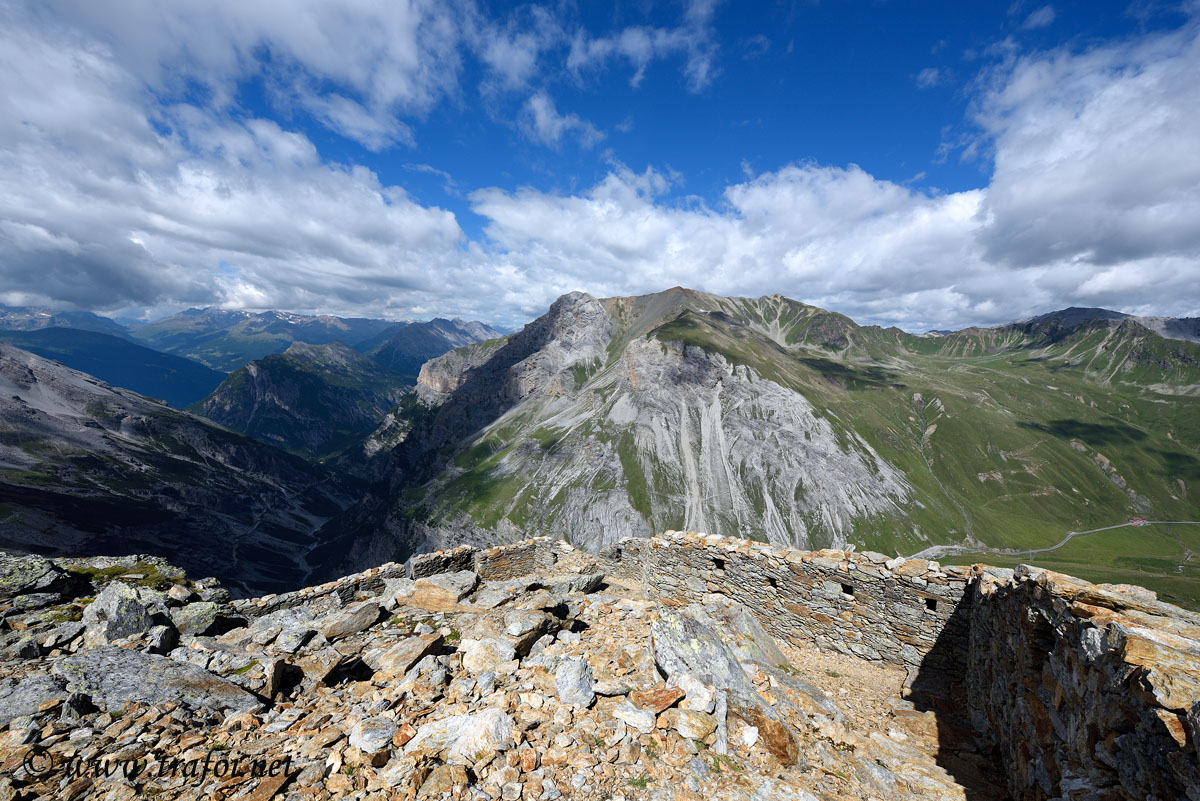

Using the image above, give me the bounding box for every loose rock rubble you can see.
[0,547,1001,801]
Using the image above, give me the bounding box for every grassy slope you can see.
[396,290,1200,602]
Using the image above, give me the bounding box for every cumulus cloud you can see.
[1,2,1199,332]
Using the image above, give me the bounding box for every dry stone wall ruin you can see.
[404,531,1200,800]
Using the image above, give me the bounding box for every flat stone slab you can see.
[52,646,261,714]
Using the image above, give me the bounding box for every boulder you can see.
[317,601,381,641]
[403,708,516,765]
[660,708,718,739]
[0,674,69,725]
[652,607,800,765]
[613,700,656,734]
[82,582,156,646]
[170,601,221,637]
[554,657,595,708]
[409,571,479,611]
[52,646,260,714]
[631,684,684,714]
[543,573,604,595]
[0,554,67,600]
[364,634,443,676]
[460,638,516,674]
[351,716,399,760]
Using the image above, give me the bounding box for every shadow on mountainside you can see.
[907,587,1009,801]
[1019,418,1147,446]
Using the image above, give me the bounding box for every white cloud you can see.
[1,2,1198,332]
[915,67,945,89]
[519,92,603,149]
[1023,5,1057,29]
[567,0,721,92]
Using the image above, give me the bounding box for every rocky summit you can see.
[1,534,1198,801]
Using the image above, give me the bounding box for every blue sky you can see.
[1,1,1198,330]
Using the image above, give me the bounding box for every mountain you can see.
[0,327,225,408]
[191,341,411,460]
[359,317,508,377]
[0,344,357,596]
[190,318,505,461]
[128,308,400,371]
[312,289,1200,604]
[0,305,129,338]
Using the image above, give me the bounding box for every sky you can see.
[1,1,1198,331]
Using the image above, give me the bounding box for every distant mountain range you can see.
[2,295,1198,605]
[308,290,1200,606]
[0,344,357,596]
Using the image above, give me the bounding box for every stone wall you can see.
[966,563,1200,800]
[600,530,972,676]
[411,538,596,581]
[280,530,1200,799]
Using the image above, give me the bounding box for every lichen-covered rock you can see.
[52,646,260,714]
[652,607,800,765]
[0,554,66,600]
[0,674,68,725]
[169,601,221,637]
[81,582,155,647]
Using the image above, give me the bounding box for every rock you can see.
[1190,701,1200,761]
[296,646,345,686]
[554,657,595,708]
[52,646,260,713]
[472,584,517,610]
[273,626,313,654]
[410,571,479,611]
[81,582,154,646]
[417,764,470,798]
[0,675,68,725]
[460,638,516,674]
[403,708,516,765]
[146,624,178,655]
[749,780,819,801]
[1,635,38,660]
[350,716,398,755]
[316,601,381,640]
[543,573,604,595]
[652,607,800,765]
[40,622,84,651]
[740,725,759,749]
[170,601,221,637]
[660,709,718,739]
[613,700,656,734]
[167,584,195,603]
[676,673,716,714]
[0,554,66,600]
[631,684,684,714]
[365,633,443,676]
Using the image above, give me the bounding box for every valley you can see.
[2,291,1199,607]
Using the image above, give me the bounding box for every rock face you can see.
[2,533,1198,801]
[52,647,261,714]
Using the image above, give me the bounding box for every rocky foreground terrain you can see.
[0,542,1009,801]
